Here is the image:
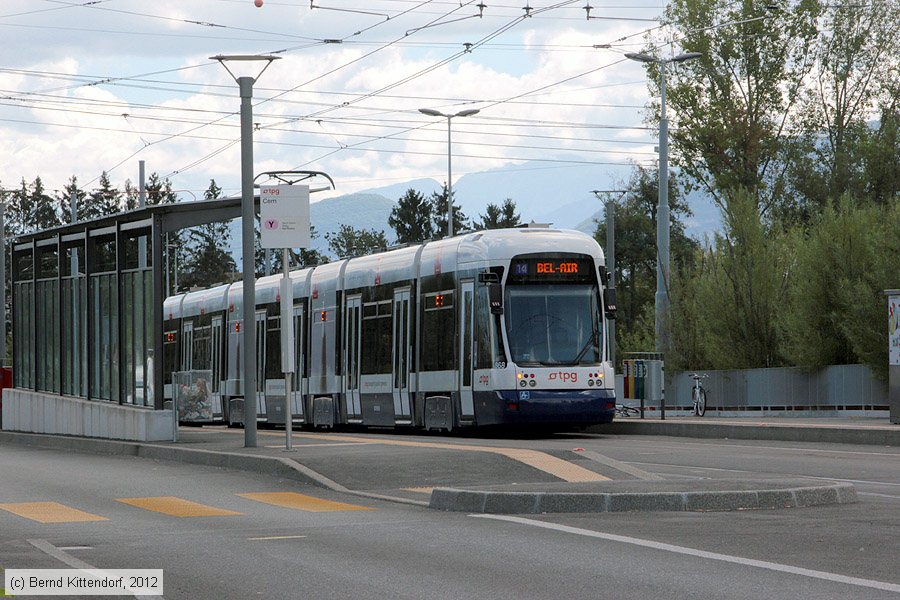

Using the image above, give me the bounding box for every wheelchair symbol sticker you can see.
[519,390,530,400]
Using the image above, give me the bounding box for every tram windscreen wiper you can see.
[571,329,598,365]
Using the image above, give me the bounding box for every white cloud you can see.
[0,1,663,199]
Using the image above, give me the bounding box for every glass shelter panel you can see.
[89,274,119,402]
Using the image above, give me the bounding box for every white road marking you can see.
[858,492,900,500]
[612,440,899,458]
[266,442,380,448]
[632,460,900,488]
[247,535,308,541]
[27,539,161,600]
[472,515,900,594]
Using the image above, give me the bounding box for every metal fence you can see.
[616,364,889,416]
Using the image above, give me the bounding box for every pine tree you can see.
[325,225,387,258]
[388,188,433,243]
[145,173,178,205]
[430,183,468,238]
[181,180,236,289]
[122,179,139,211]
[84,171,121,219]
[57,176,86,224]
[6,179,33,237]
[31,176,60,230]
[145,173,182,293]
[477,198,521,230]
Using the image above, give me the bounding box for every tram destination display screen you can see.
[508,257,594,283]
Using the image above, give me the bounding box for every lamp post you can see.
[0,189,8,368]
[418,108,480,238]
[212,54,280,448]
[625,51,701,354]
[592,189,627,367]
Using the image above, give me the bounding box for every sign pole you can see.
[281,248,294,451]
[261,184,310,451]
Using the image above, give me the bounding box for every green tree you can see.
[476,198,521,229]
[181,180,236,290]
[430,183,468,237]
[784,0,900,222]
[673,188,789,369]
[593,166,696,357]
[122,179,139,211]
[862,102,900,205]
[389,188,433,244]
[145,173,183,293]
[654,0,821,212]
[57,175,86,224]
[325,225,387,258]
[5,178,33,237]
[779,197,900,380]
[31,176,59,230]
[145,173,178,205]
[84,171,121,219]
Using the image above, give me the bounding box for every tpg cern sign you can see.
[260,184,311,249]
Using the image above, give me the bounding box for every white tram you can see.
[163,226,617,430]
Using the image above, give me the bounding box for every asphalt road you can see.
[1,432,898,600]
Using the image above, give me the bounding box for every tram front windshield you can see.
[505,284,601,366]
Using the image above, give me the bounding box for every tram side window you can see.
[475,285,506,369]
[192,324,211,371]
[421,290,454,371]
[265,315,282,379]
[361,300,392,374]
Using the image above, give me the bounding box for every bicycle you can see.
[615,403,641,418]
[688,373,708,416]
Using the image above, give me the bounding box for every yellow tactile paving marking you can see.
[115,496,241,518]
[268,432,610,483]
[0,502,108,524]
[238,492,374,513]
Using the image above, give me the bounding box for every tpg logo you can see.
[548,371,578,383]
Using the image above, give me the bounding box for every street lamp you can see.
[418,108,481,238]
[0,189,10,368]
[592,189,627,367]
[625,51,702,354]
[212,54,280,448]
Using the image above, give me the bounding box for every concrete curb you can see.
[0,431,428,507]
[428,481,858,514]
[588,421,899,446]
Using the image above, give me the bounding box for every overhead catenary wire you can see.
[0,0,673,190]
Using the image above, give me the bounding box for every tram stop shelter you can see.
[2,197,246,441]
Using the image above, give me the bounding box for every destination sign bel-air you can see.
[260,184,311,249]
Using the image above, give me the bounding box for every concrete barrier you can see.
[1,389,173,442]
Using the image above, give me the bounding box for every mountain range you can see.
[233,159,722,260]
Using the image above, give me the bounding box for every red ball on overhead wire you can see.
[254,0,263,6]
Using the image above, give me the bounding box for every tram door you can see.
[211,316,223,416]
[343,295,362,420]
[291,305,305,419]
[392,288,412,421]
[181,321,194,371]
[255,310,267,416]
[459,280,475,418]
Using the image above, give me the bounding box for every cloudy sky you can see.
[0,0,670,201]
